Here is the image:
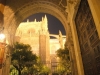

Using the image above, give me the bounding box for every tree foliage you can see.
[11,42,38,75]
[56,48,70,61]
[56,42,71,74]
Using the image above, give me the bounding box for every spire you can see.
[45,14,47,18]
[27,19,29,22]
[41,15,48,32]
[42,17,44,21]
[44,14,47,21]
[43,14,48,25]
[59,30,63,49]
[34,18,36,22]
[59,30,62,37]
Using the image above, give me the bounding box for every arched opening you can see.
[3,1,68,46]
[14,13,67,75]
[2,1,79,75]
[1,0,100,75]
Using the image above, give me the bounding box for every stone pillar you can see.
[39,30,50,68]
[88,0,100,38]
[59,30,63,49]
[66,23,78,75]
[0,0,6,75]
[67,0,85,75]
[70,21,84,75]
[0,11,3,28]
[39,30,47,64]
[2,45,11,75]
[45,31,50,68]
[0,0,6,27]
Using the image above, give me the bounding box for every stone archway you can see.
[2,0,84,75]
[4,1,68,45]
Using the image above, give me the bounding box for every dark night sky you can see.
[23,13,66,35]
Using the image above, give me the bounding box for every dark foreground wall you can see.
[75,0,100,75]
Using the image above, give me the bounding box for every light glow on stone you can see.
[0,34,5,40]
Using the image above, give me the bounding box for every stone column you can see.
[0,0,6,75]
[69,21,84,75]
[67,0,85,75]
[88,0,100,38]
[66,23,78,75]
[0,6,4,29]
[59,30,63,49]
[45,31,50,68]
[2,45,11,75]
[0,0,6,27]
[39,30,47,64]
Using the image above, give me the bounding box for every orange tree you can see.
[11,42,38,75]
[56,42,71,74]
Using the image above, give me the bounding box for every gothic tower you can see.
[15,15,50,65]
[39,15,50,65]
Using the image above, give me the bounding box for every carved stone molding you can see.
[15,1,67,19]
[4,1,70,50]
[4,1,68,34]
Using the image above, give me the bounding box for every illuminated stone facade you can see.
[0,0,100,75]
[15,15,66,64]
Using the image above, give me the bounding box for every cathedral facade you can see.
[1,0,100,75]
[15,15,65,65]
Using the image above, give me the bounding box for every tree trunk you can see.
[18,69,21,75]
[13,65,22,75]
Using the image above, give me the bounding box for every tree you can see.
[21,57,50,75]
[11,42,38,75]
[30,57,50,75]
[39,65,50,75]
[56,42,71,75]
